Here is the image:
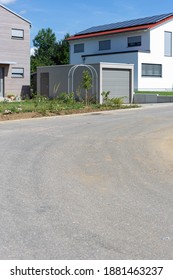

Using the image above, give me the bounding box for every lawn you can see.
[0,97,139,121]
[135,91,173,96]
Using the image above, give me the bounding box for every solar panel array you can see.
[76,13,173,36]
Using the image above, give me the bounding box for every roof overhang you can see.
[0,61,16,65]
[67,25,150,41]
[67,14,173,41]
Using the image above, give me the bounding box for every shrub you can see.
[101,91,125,107]
[101,91,110,104]
[110,97,124,107]
[81,70,92,106]
[56,92,75,104]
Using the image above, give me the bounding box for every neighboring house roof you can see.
[0,4,31,26]
[68,13,173,41]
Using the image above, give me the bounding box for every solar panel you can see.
[76,13,173,36]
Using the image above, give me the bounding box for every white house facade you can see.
[68,13,173,91]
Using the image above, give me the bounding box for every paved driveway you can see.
[0,105,173,259]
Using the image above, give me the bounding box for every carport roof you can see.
[68,12,173,41]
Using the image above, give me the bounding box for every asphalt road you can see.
[0,104,173,260]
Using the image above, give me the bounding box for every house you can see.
[68,13,173,92]
[0,4,31,98]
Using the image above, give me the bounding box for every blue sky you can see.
[1,0,173,47]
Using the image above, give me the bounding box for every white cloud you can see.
[19,10,27,15]
[30,47,37,56]
[0,0,16,4]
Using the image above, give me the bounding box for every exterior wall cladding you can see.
[69,19,173,91]
[0,5,31,97]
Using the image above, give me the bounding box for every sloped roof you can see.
[68,12,173,41]
[0,4,31,26]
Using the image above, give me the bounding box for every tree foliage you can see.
[31,28,70,73]
[53,33,70,65]
[81,70,92,105]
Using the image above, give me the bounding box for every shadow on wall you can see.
[31,72,37,94]
[21,85,31,99]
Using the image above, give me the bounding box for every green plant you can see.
[56,92,75,104]
[81,70,92,106]
[110,96,124,107]
[101,91,110,104]
[101,91,125,107]
[76,85,83,102]
[30,91,38,99]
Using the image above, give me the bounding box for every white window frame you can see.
[164,31,172,57]
[142,63,162,77]
[11,28,24,39]
[11,68,24,78]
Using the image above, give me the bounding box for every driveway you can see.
[0,104,173,259]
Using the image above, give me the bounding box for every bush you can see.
[56,92,75,104]
[101,91,110,104]
[101,91,125,107]
[110,97,124,107]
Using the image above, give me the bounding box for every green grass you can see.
[135,91,173,96]
[0,98,138,116]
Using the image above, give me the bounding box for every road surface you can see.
[0,104,173,259]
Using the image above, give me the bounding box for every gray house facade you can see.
[0,5,31,98]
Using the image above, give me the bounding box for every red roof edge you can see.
[67,15,173,41]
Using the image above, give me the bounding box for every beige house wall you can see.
[0,5,31,97]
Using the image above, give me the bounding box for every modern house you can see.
[68,13,173,92]
[0,4,31,98]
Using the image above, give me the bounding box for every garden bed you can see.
[0,97,139,121]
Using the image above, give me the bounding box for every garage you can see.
[37,62,134,104]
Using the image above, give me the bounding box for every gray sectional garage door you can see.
[102,68,130,103]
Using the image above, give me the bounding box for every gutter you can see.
[82,50,150,59]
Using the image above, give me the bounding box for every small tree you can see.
[81,70,92,105]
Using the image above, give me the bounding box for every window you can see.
[99,40,111,51]
[128,36,141,47]
[11,29,24,39]
[142,63,162,77]
[74,43,84,53]
[164,31,172,56]
[11,68,24,78]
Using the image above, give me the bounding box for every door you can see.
[102,68,130,103]
[0,67,4,97]
[40,72,49,97]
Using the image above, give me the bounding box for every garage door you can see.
[102,68,130,103]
